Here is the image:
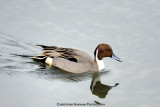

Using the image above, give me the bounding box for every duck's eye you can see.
[106,48,111,52]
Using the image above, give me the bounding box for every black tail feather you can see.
[12,54,47,63]
[11,54,34,58]
[36,45,57,50]
[32,56,47,63]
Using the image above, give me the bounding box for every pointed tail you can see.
[11,54,47,62]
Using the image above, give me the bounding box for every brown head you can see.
[94,43,122,62]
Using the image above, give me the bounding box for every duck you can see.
[30,43,122,73]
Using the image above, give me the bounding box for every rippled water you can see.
[0,0,160,107]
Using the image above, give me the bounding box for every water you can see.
[0,0,160,107]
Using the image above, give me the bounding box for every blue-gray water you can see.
[0,0,160,107]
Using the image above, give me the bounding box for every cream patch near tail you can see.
[45,57,53,65]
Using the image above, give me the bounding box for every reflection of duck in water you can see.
[90,73,119,98]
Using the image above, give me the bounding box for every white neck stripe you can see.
[96,49,105,70]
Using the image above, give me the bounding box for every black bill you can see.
[111,53,122,62]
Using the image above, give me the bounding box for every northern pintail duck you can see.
[31,43,122,73]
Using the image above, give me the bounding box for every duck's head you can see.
[94,43,122,62]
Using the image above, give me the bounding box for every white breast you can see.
[96,50,105,70]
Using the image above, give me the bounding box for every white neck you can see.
[96,49,105,70]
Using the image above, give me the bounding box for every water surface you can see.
[0,0,160,107]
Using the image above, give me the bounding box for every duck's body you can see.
[31,43,121,73]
